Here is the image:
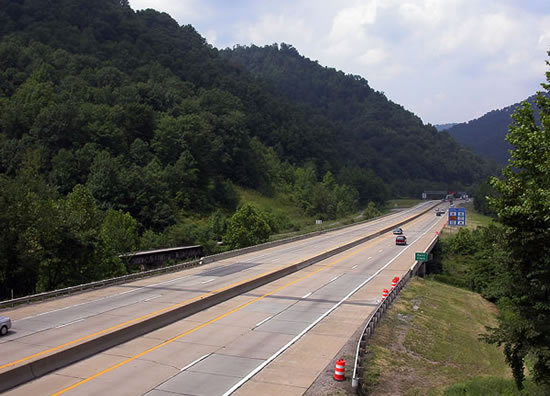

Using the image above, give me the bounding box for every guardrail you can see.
[351,234,440,394]
[0,202,440,310]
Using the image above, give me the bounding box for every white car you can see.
[0,316,11,336]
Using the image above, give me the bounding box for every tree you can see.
[224,204,272,249]
[86,150,124,210]
[98,209,138,277]
[58,184,103,284]
[0,155,60,297]
[362,202,381,220]
[485,53,550,390]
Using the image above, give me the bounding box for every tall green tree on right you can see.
[486,52,550,389]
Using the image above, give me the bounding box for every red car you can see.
[395,235,407,245]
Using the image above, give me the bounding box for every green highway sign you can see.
[415,252,429,262]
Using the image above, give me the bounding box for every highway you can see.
[1,201,448,395]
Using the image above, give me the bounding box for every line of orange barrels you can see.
[333,276,400,381]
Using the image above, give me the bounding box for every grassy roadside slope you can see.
[236,189,422,241]
[359,203,546,395]
[362,277,514,395]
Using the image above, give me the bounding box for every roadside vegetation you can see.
[362,278,546,396]
[362,62,550,394]
[362,205,548,395]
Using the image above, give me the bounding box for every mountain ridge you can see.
[446,95,537,164]
[0,0,497,297]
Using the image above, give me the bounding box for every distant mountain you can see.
[434,123,458,131]
[446,96,537,165]
[221,44,495,193]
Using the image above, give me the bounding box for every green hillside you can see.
[362,278,545,396]
[446,95,539,165]
[221,44,496,193]
[0,0,494,299]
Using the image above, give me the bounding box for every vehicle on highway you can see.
[395,235,407,245]
[436,208,445,216]
[0,316,11,336]
[392,227,403,235]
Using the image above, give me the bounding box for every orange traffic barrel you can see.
[334,359,346,381]
[382,288,389,300]
[392,277,400,288]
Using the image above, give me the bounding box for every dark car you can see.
[0,316,11,336]
[393,227,403,235]
[395,235,407,245]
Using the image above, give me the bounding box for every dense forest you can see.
[221,44,495,192]
[447,95,538,165]
[0,0,494,298]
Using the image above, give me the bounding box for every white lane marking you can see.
[18,274,193,321]
[242,267,255,272]
[351,265,358,270]
[180,353,211,371]
[55,319,84,329]
[329,275,341,283]
[301,292,312,299]
[368,257,372,260]
[242,202,431,264]
[201,279,215,284]
[271,258,281,263]
[254,316,273,328]
[378,249,383,252]
[144,295,161,302]
[242,251,273,262]
[223,215,442,396]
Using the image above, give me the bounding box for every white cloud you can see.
[235,14,314,48]
[358,48,388,66]
[398,0,450,27]
[329,1,378,42]
[129,0,209,22]
[204,30,217,46]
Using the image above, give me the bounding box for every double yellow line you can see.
[52,234,387,395]
[1,254,310,371]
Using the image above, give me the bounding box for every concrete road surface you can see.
[4,204,448,395]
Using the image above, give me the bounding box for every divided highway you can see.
[1,201,447,395]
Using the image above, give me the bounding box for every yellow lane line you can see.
[1,260,306,370]
[51,234,384,395]
[3,209,425,371]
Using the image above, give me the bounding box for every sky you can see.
[129,0,550,125]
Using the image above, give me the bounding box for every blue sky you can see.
[130,0,550,125]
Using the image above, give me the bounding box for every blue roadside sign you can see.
[448,207,466,226]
